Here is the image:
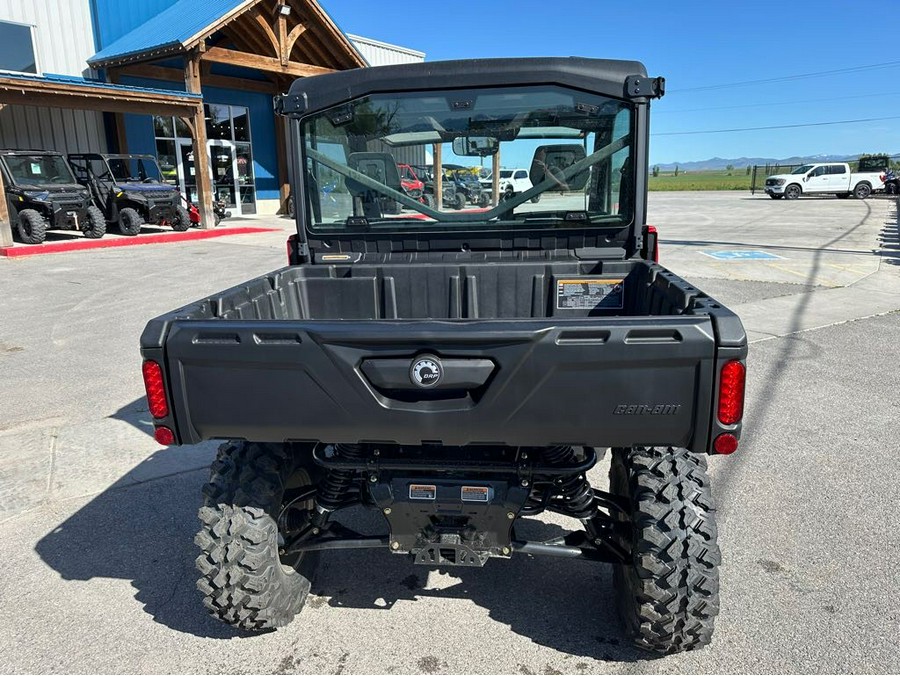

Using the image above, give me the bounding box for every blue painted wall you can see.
[90,0,180,49]
[119,75,280,201]
[91,0,280,201]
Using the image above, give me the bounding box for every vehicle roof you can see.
[0,149,65,156]
[281,57,656,117]
[68,153,157,161]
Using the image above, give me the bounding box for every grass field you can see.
[649,169,753,191]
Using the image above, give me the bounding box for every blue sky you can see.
[322,1,899,165]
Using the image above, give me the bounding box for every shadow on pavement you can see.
[34,452,646,660]
[34,455,245,640]
[314,512,647,663]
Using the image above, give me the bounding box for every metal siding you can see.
[348,35,425,67]
[0,105,107,154]
[0,0,96,76]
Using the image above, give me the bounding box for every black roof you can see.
[280,57,662,117]
[0,149,65,156]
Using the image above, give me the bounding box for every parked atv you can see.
[445,167,490,206]
[0,150,105,244]
[412,165,465,209]
[68,153,189,236]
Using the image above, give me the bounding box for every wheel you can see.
[477,193,490,208]
[171,205,191,231]
[610,446,720,654]
[453,192,466,210]
[287,196,295,219]
[421,193,435,209]
[82,206,106,239]
[117,207,143,236]
[853,182,872,199]
[214,212,222,227]
[886,182,899,196]
[769,194,782,199]
[15,209,47,244]
[530,194,541,204]
[836,193,851,199]
[195,441,318,631]
[784,184,801,200]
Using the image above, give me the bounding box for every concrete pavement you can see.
[0,194,898,673]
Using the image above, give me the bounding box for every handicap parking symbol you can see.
[700,250,784,261]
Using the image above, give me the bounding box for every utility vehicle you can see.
[140,58,747,654]
[0,150,105,244]
[68,153,189,235]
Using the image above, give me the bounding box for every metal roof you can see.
[0,71,203,99]
[89,0,251,66]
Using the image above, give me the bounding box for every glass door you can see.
[176,139,248,215]
[208,140,239,211]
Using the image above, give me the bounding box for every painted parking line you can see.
[700,250,786,261]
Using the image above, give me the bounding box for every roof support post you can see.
[184,51,214,229]
[275,113,290,214]
[433,143,442,212]
[0,170,12,248]
[491,150,500,207]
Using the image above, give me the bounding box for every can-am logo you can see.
[614,404,680,415]
[411,356,442,388]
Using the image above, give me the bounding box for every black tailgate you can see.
[158,316,717,451]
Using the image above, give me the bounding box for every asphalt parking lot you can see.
[0,192,898,674]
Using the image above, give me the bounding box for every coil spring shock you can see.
[540,445,597,520]
[315,443,364,513]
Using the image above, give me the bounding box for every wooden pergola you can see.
[0,76,202,247]
[93,0,366,221]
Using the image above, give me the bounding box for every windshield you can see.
[300,85,634,232]
[3,154,77,187]
[791,165,814,175]
[107,157,163,183]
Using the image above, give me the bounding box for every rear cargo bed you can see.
[141,259,746,451]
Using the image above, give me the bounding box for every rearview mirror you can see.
[452,136,499,157]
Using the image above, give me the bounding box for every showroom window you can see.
[0,20,39,75]
[153,104,256,215]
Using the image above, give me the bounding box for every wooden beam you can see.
[185,51,215,229]
[0,87,199,118]
[0,169,12,248]
[283,23,308,64]
[113,63,278,95]
[433,144,442,212]
[277,12,288,65]
[249,7,280,58]
[275,113,290,213]
[200,46,334,77]
[491,151,500,207]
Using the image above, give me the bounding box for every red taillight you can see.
[287,234,297,265]
[141,359,169,419]
[154,426,175,446]
[647,225,659,263]
[717,360,746,425]
[714,433,739,454]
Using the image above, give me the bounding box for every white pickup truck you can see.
[764,162,884,200]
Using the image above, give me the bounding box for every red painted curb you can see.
[0,226,280,258]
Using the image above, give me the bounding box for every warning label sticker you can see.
[461,486,491,503]
[409,484,436,500]
[556,278,624,310]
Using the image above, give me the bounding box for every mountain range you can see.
[651,153,895,172]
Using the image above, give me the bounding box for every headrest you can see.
[529,144,589,192]
[346,152,401,196]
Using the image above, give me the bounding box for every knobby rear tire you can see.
[195,441,315,631]
[610,446,721,654]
